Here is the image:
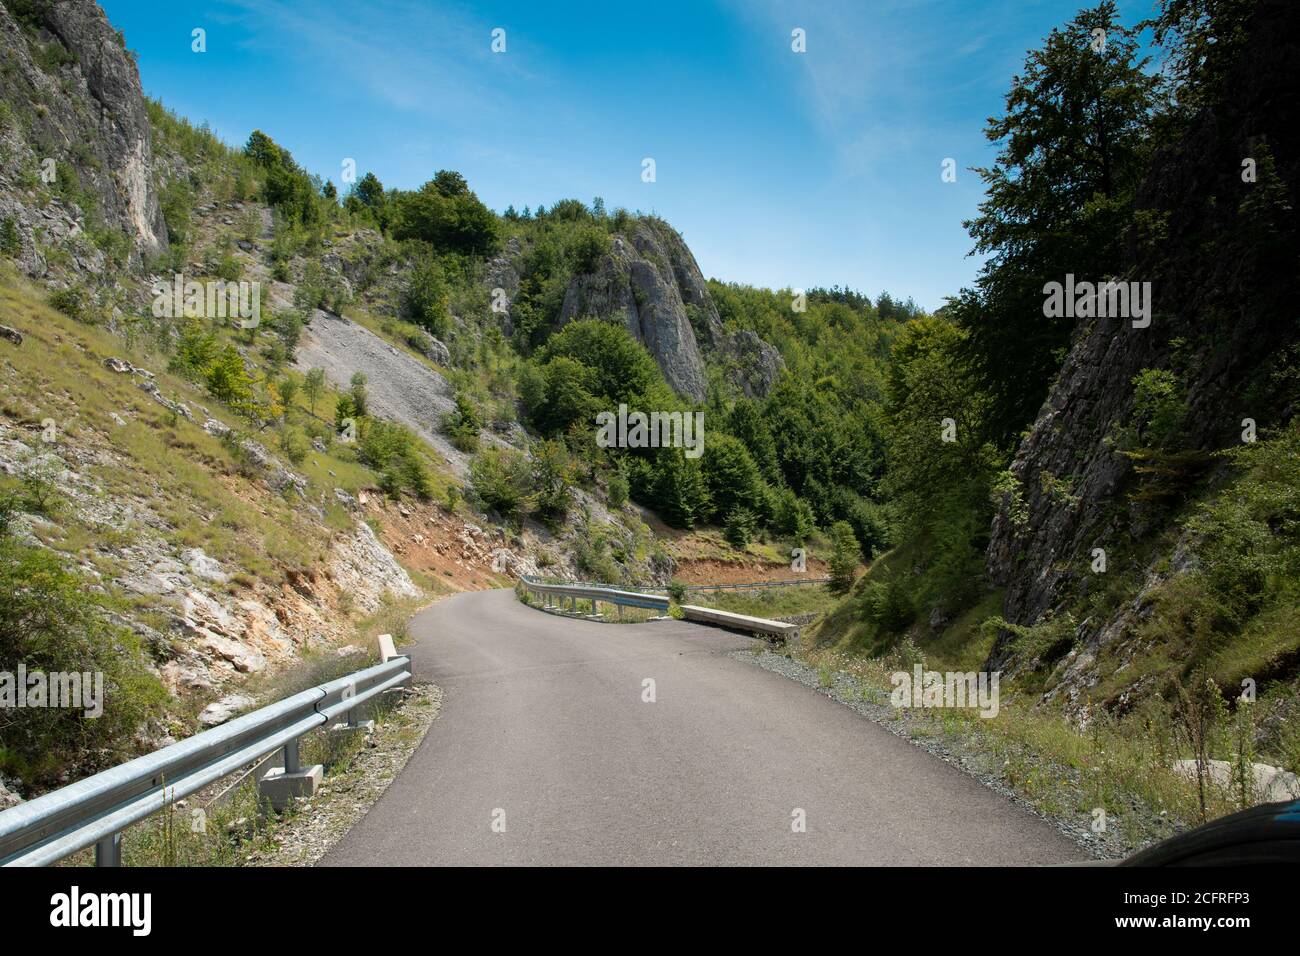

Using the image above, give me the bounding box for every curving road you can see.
[322,590,1083,866]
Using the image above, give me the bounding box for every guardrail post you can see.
[95,832,122,867]
[330,682,376,740]
[259,733,323,813]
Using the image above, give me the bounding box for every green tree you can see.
[700,434,766,523]
[724,507,757,548]
[882,319,996,535]
[303,367,326,415]
[537,320,664,406]
[355,172,385,209]
[728,399,780,484]
[955,1,1164,442]
[650,449,711,529]
[271,309,304,359]
[277,376,299,413]
[772,486,816,543]
[828,520,860,595]
[171,319,219,377]
[206,346,253,409]
[392,176,498,255]
[403,256,449,335]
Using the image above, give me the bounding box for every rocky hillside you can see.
[0,0,545,793]
[0,0,166,278]
[986,0,1300,687]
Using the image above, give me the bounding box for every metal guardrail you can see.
[0,655,411,867]
[518,577,800,640]
[519,576,669,612]
[526,576,830,593]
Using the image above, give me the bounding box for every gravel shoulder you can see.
[246,683,443,867]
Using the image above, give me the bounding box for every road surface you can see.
[322,589,1083,866]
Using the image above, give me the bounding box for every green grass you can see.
[693,583,837,619]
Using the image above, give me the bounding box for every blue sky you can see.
[100,0,1151,311]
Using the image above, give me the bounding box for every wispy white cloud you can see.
[216,0,548,125]
[724,0,949,174]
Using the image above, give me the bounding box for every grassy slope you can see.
[0,269,356,584]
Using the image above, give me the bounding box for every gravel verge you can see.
[245,682,443,866]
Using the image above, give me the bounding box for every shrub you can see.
[470,448,532,520]
[1124,368,1187,451]
[568,224,611,273]
[573,532,624,584]
[442,392,482,452]
[607,469,629,509]
[293,260,329,312]
[47,285,89,322]
[0,535,167,787]
[279,427,308,465]
[356,419,432,500]
[862,578,915,633]
[531,439,574,524]
[0,216,20,257]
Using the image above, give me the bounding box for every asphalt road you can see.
[322,589,1083,866]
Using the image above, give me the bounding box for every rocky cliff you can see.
[0,0,167,279]
[560,219,719,400]
[986,0,1300,671]
[559,217,784,402]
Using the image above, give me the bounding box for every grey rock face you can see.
[486,237,522,337]
[560,221,719,401]
[413,332,450,366]
[199,693,256,727]
[556,218,785,401]
[0,0,168,271]
[721,329,785,399]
